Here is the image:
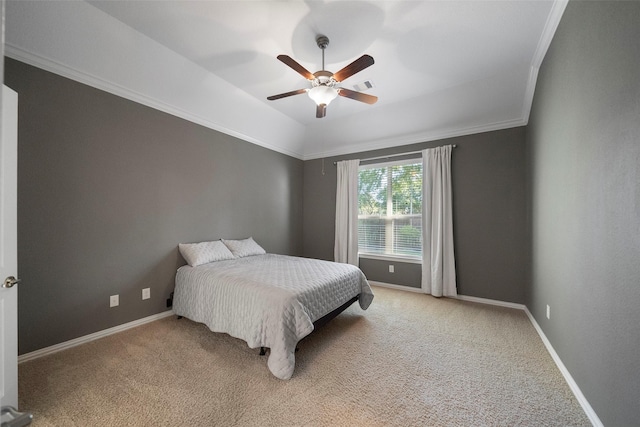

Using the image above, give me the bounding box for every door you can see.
[1,85,19,408]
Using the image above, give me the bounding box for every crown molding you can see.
[521,0,569,125]
[5,44,306,160]
[302,117,527,161]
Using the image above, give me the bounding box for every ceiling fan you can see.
[267,35,378,118]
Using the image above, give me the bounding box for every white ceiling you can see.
[5,0,567,160]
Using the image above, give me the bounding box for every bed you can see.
[173,238,374,380]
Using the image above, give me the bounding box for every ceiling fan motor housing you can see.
[316,35,330,50]
[312,70,336,87]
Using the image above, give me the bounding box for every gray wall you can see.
[526,1,640,425]
[5,58,303,354]
[303,127,528,303]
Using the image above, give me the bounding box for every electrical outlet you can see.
[110,294,119,308]
[389,265,395,273]
[546,304,551,319]
[142,288,151,300]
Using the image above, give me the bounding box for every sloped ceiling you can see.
[5,0,567,160]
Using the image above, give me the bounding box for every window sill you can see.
[358,253,422,265]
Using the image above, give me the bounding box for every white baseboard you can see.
[369,281,423,293]
[453,294,526,310]
[370,281,601,426]
[18,310,175,364]
[371,281,525,311]
[523,307,603,427]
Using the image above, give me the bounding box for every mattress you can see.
[173,253,374,379]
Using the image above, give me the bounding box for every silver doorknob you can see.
[2,276,21,288]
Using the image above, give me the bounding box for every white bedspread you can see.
[173,254,374,379]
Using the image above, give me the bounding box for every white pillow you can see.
[222,237,266,258]
[178,240,235,267]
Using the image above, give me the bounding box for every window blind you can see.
[357,160,422,259]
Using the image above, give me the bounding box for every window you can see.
[358,159,422,260]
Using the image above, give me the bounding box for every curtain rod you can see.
[332,144,456,165]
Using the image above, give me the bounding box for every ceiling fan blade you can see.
[316,104,327,118]
[277,55,315,80]
[338,88,378,105]
[332,55,375,82]
[267,88,308,101]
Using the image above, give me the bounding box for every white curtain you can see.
[334,159,360,266]
[422,146,457,297]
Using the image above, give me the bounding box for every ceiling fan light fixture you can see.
[308,85,338,106]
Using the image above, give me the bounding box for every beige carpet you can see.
[19,286,590,426]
